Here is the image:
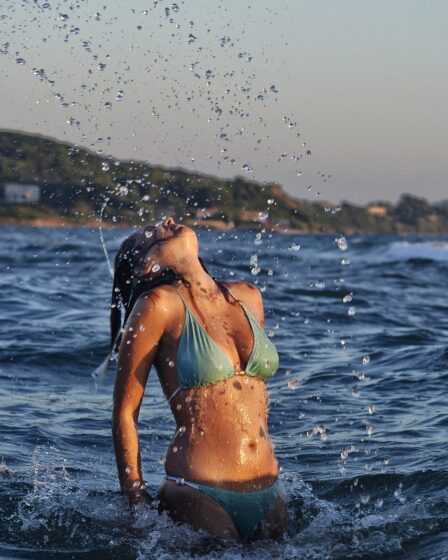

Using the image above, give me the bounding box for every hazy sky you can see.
[1,0,447,204]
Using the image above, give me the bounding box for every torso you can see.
[151,281,279,490]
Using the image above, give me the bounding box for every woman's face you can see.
[137,216,198,275]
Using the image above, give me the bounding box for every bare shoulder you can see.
[222,281,264,326]
[131,284,182,324]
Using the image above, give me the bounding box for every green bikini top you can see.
[167,285,279,402]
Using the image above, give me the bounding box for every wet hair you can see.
[110,229,230,353]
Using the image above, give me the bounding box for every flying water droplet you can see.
[58,13,69,21]
[242,164,253,173]
[104,101,112,109]
[251,265,261,275]
[343,293,353,303]
[287,379,300,390]
[288,243,301,251]
[101,162,109,171]
[116,90,125,101]
[335,236,348,251]
[362,355,370,365]
[348,306,357,316]
[16,58,26,65]
[188,34,197,44]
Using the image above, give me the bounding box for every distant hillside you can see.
[1,129,447,234]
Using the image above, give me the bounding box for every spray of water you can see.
[99,201,114,280]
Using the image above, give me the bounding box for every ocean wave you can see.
[385,241,448,263]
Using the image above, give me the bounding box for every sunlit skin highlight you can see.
[112,217,287,541]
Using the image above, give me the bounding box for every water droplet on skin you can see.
[152,264,161,273]
[172,446,178,453]
[335,236,348,251]
[125,466,131,474]
[362,355,370,365]
[168,360,174,367]
[139,324,145,332]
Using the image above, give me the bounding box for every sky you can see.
[0,0,447,204]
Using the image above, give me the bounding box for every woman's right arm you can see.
[112,290,167,508]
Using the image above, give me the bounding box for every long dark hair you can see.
[110,230,231,354]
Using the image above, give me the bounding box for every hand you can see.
[125,480,153,512]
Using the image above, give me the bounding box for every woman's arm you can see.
[112,290,167,508]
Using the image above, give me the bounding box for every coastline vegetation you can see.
[1,129,447,234]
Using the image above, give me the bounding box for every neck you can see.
[173,257,220,297]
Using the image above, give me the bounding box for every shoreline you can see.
[0,217,447,236]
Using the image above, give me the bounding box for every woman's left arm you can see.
[112,290,167,508]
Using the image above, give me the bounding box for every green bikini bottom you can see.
[165,475,281,542]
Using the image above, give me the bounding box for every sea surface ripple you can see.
[0,227,447,560]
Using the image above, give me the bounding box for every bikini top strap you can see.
[223,284,260,328]
[171,284,190,311]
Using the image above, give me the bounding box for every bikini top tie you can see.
[167,285,279,402]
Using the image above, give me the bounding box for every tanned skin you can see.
[112,217,288,541]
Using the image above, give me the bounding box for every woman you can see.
[111,216,288,542]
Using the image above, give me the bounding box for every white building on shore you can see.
[3,183,40,203]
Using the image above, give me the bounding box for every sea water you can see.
[0,227,447,559]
